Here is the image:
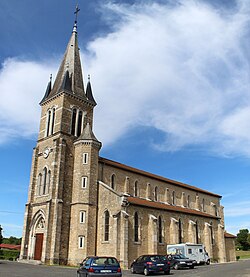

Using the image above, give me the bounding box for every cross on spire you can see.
[74,4,80,23]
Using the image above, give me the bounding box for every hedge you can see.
[0,249,20,261]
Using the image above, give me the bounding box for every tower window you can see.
[81,177,88,189]
[71,108,84,137]
[42,167,47,195]
[71,108,77,135]
[187,195,190,208]
[46,110,51,137]
[45,108,56,137]
[83,153,88,164]
[104,210,110,241]
[80,211,86,223]
[78,236,85,249]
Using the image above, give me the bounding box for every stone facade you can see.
[20,18,236,268]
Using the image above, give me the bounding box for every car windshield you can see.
[175,254,188,259]
[149,256,167,262]
[92,257,119,266]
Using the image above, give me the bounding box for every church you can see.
[20,11,236,268]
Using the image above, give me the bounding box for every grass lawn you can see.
[236,250,250,259]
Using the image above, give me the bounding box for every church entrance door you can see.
[34,233,43,260]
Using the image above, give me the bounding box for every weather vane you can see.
[74,3,80,23]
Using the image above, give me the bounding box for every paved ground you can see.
[0,259,250,277]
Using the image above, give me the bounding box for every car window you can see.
[81,257,91,266]
[136,256,143,262]
[92,257,119,266]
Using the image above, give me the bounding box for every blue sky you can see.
[0,0,249,238]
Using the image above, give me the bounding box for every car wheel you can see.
[144,267,150,276]
[131,265,136,273]
[206,259,210,265]
[164,270,170,275]
[174,263,179,270]
[189,265,194,269]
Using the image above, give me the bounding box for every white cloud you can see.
[0,58,58,144]
[0,0,249,157]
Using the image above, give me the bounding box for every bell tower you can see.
[20,6,101,265]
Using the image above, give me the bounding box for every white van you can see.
[167,243,210,265]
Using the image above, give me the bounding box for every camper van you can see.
[167,243,210,265]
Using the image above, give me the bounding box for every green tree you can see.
[0,225,3,244]
[2,236,21,245]
[237,229,250,251]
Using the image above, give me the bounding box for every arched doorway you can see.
[28,210,45,261]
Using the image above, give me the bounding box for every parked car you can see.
[77,256,122,277]
[130,255,171,275]
[168,254,196,270]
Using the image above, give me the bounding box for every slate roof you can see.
[127,196,219,219]
[99,157,222,198]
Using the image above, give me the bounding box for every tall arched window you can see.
[134,181,138,197]
[46,110,51,136]
[146,183,151,199]
[38,173,42,195]
[154,186,158,201]
[46,170,51,194]
[42,167,47,195]
[111,174,115,189]
[178,219,182,243]
[195,220,199,244]
[202,198,205,212]
[77,111,83,137]
[51,108,56,135]
[158,216,163,243]
[172,191,176,205]
[210,223,214,244]
[71,108,77,135]
[187,195,190,208]
[104,210,110,241]
[134,212,139,242]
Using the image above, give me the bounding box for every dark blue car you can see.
[77,256,122,277]
[130,255,171,275]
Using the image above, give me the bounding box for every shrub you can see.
[236,256,240,261]
[0,249,20,260]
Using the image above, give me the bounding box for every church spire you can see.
[40,5,88,104]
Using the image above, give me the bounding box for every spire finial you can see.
[73,4,80,33]
[50,74,52,82]
[88,74,90,82]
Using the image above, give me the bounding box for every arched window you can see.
[158,216,163,243]
[146,183,151,199]
[77,111,83,137]
[111,174,115,189]
[46,170,51,194]
[187,195,190,208]
[38,173,42,195]
[134,181,138,197]
[71,108,77,135]
[51,108,56,135]
[210,223,214,244]
[195,220,199,244]
[104,210,110,241]
[46,110,51,137]
[42,167,47,195]
[134,212,139,242]
[178,219,182,243]
[172,191,176,205]
[202,198,205,212]
[154,186,158,201]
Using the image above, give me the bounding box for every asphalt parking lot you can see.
[0,259,250,277]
